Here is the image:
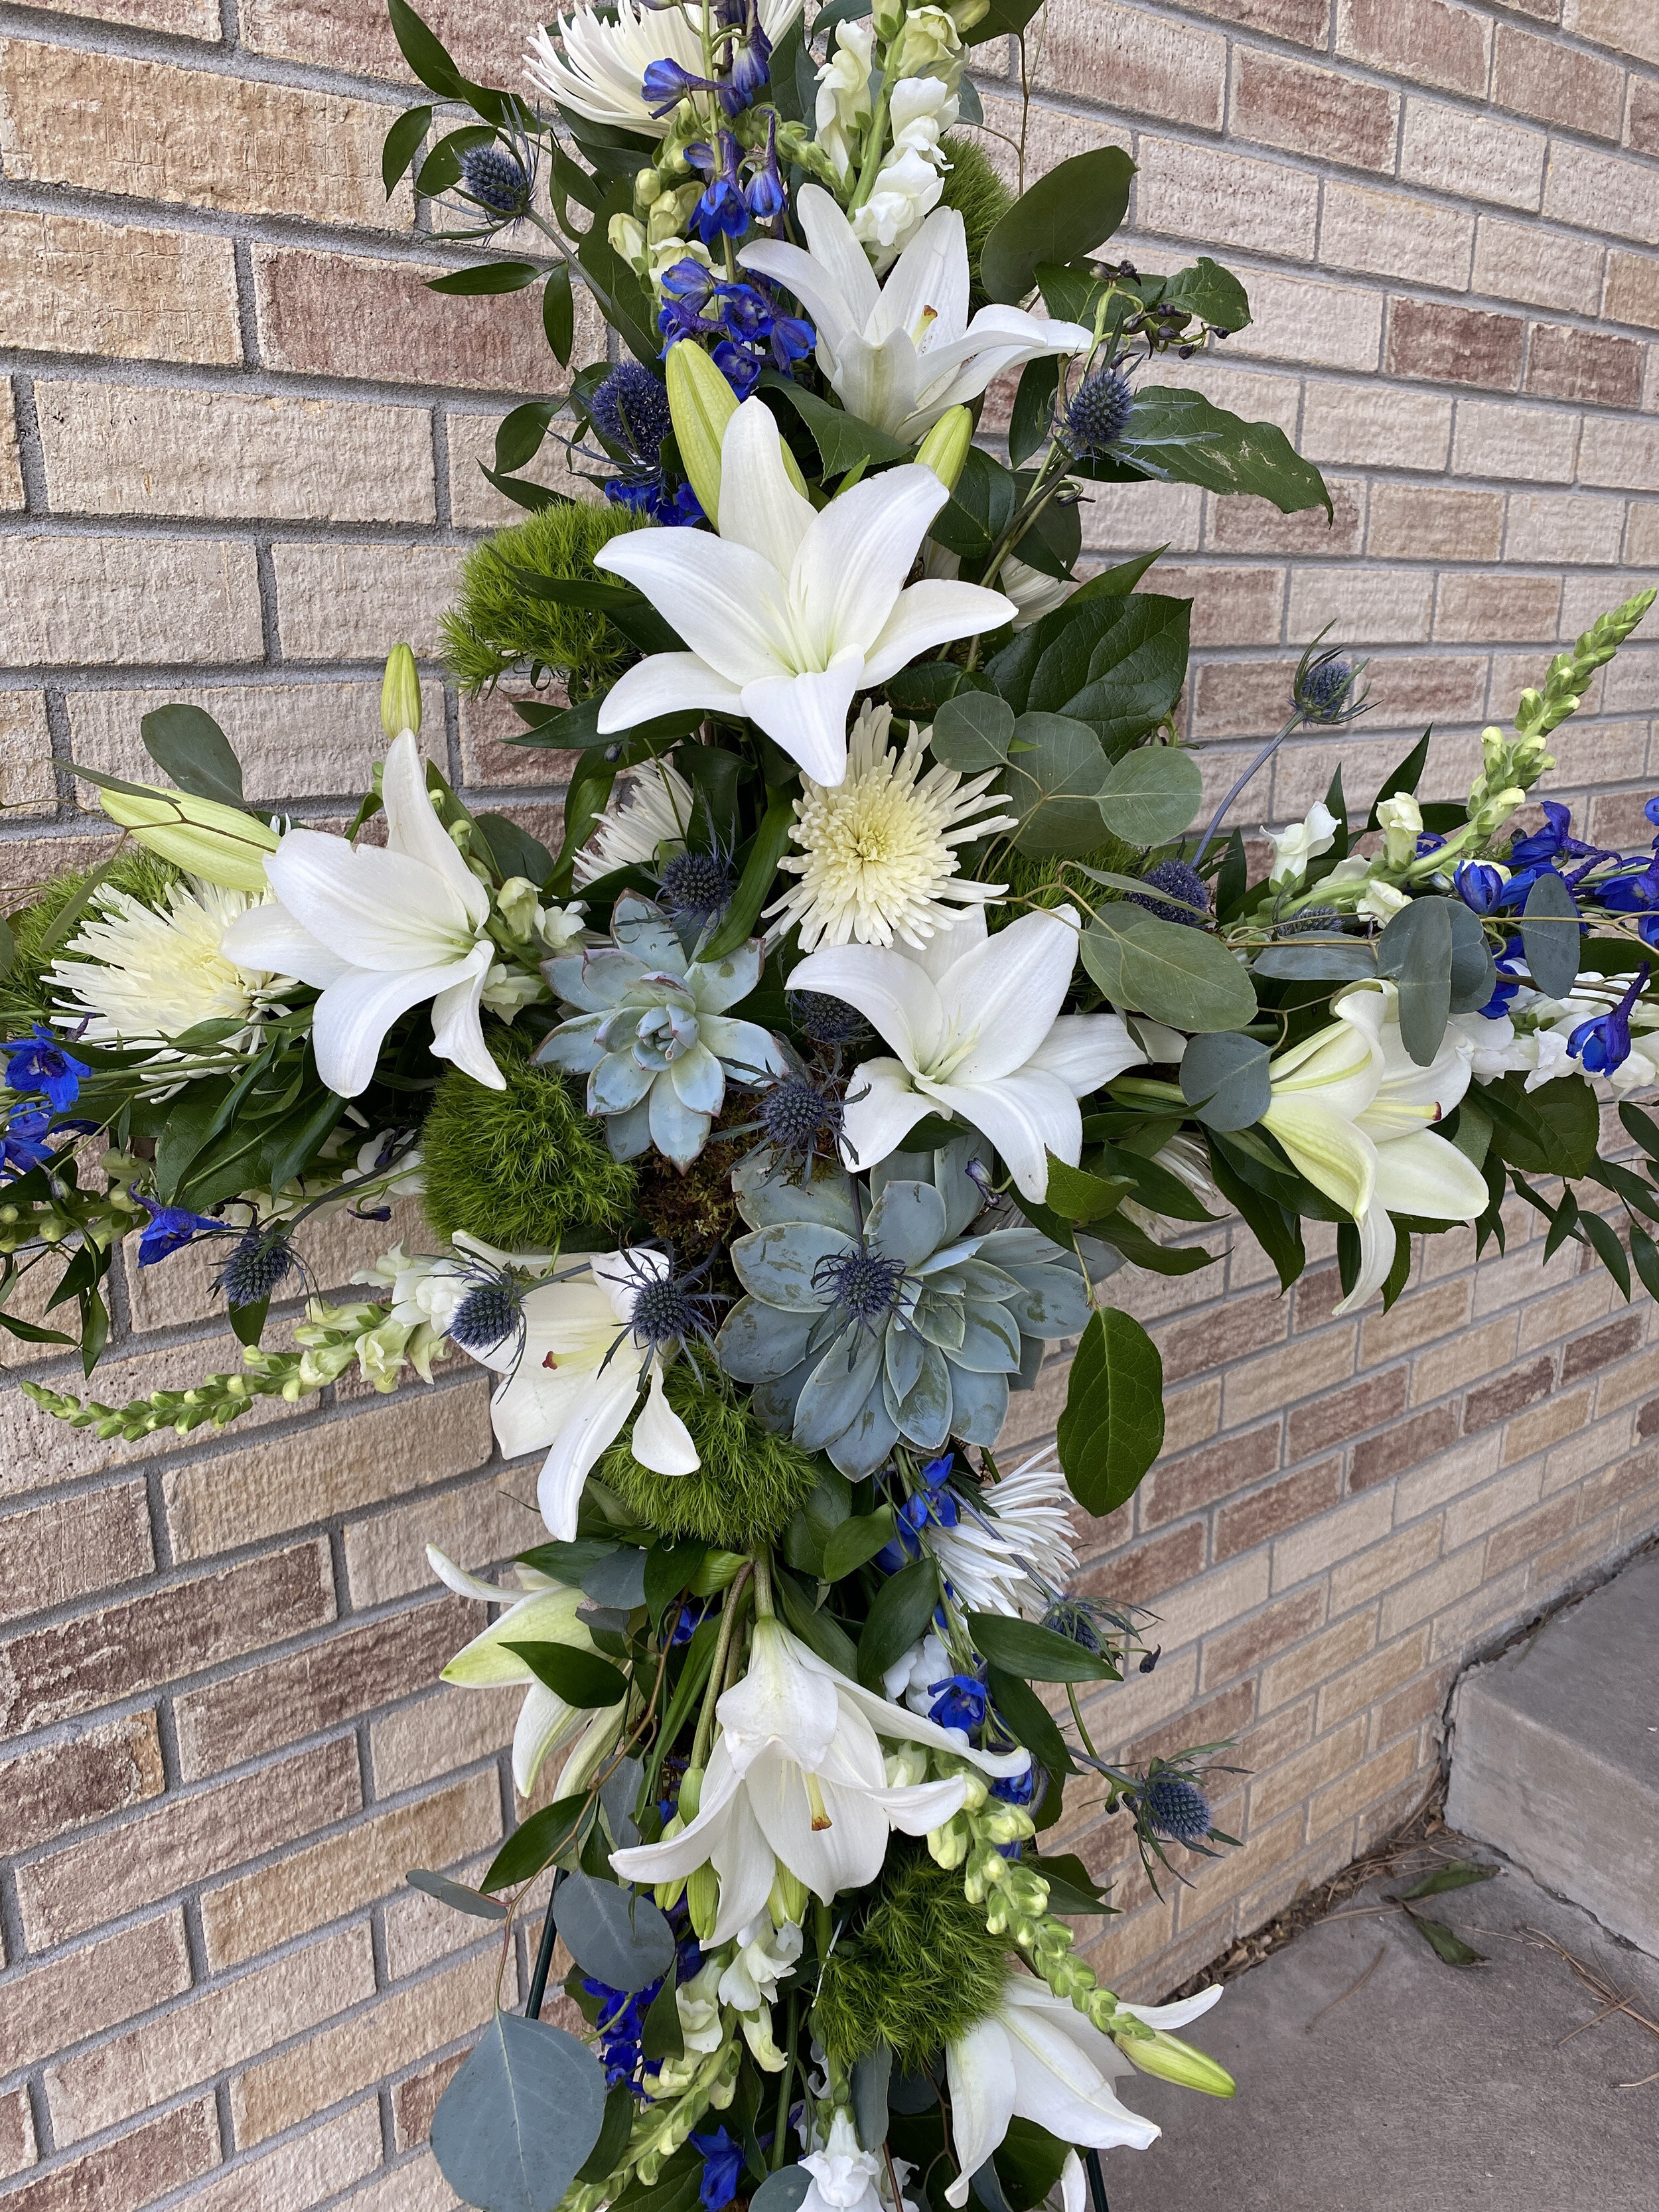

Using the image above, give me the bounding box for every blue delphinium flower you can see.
[689,2127,746,2212]
[687,135,749,244]
[1454,859,1506,915]
[876,1455,960,1572]
[1593,854,1659,948]
[928,1672,989,1735]
[1479,937,1530,1019]
[134,1194,222,1266]
[642,57,719,117]
[1569,965,1650,1076]
[1505,802,1615,897]
[583,1975,656,2086]
[0,1106,55,1180]
[990,1759,1038,1806]
[2,1024,89,1113]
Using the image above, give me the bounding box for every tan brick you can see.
[242,0,533,82]
[1436,571,1563,642]
[1357,1280,1472,1366]
[394,2055,463,2154]
[1580,415,1659,492]
[253,244,603,392]
[445,409,598,530]
[1301,384,1455,475]
[1443,1464,1546,1553]
[1321,182,1475,289]
[1135,564,1286,648]
[0,2101,219,2212]
[1336,0,1492,96]
[1307,1733,1420,1837]
[1475,218,1603,316]
[1387,297,1527,389]
[0,378,21,509]
[1393,1431,1504,1522]
[1546,141,1659,246]
[1201,1584,1328,1692]
[1260,1609,1378,1712]
[1377,1542,1484,1639]
[1250,1715,1367,1828]
[1204,474,1367,557]
[46,1925,375,2144]
[184,2102,383,2212]
[1504,490,1626,565]
[271,541,463,662]
[1135,137,1319,260]
[201,1770,500,1970]
[1288,565,1436,644]
[163,1380,492,1562]
[37,384,435,525]
[176,1594,477,1782]
[1163,358,1303,438]
[372,1684,514,1797]
[1272,1488,1398,1593]
[1286,1367,1409,1464]
[0,692,54,816]
[1525,323,1647,410]
[1564,0,1659,67]
[0,536,261,668]
[1139,1420,1281,1529]
[0,1913,191,2079]
[1372,1660,1455,1748]
[21,0,218,31]
[1224,1327,1359,1432]
[0,1712,167,1859]
[1232,270,1384,372]
[0,1482,153,1625]
[1350,1404,1461,1490]
[1500,1386,1595,1467]
[1426,1560,1533,1660]
[1492,23,1626,136]
[1075,1520,1208,1614]
[1181,0,1332,42]
[1159,1286,1287,1384]
[1214,1460,1346,1563]
[1036,0,1227,127]
[17,1737,360,1951]
[337,2148,461,2212]
[1179,1808,1307,1921]
[1606,250,1659,332]
[1079,479,1204,555]
[0,1540,334,1737]
[1315,1625,1433,1730]
[0,40,409,230]
[1231,48,1398,173]
[1451,396,1580,482]
[232,1949,502,2148]
[0,2089,34,2182]
[0,208,241,367]
[1327,1518,1443,1615]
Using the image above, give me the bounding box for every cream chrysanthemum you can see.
[573,757,697,887]
[926,1453,1079,1619]
[527,0,804,138]
[49,879,290,1065]
[765,702,1017,952]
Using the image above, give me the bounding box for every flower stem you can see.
[689,1562,753,1771]
[1066,1680,1102,1763]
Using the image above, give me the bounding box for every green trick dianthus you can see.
[0,850,179,1033]
[939,135,1015,306]
[988,838,1143,929]
[442,498,644,699]
[597,1360,820,1550]
[418,1032,638,1251]
[814,1843,1011,2074]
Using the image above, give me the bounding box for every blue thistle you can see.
[1138,1770,1213,1845]
[216,1228,296,1309]
[1060,363,1135,455]
[447,1275,524,1355]
[590,362,672,466]
[460,143,532,218]
[1129,859,1210,928]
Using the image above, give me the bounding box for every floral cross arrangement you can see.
[3,3,1657,2209]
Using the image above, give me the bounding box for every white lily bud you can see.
[381,642,421,739]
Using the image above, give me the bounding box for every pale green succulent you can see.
[715,1138,1091,1477]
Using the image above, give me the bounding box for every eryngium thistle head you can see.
[1279,903,1343,936]
[812,1243,909,1333]
[1138,1770,1212,1845]
[1060,364,1134,455]
[1129,859,1210,928]
[448,1276,523,1353]
[657,848,735,925]
[216,1229,295,1309]
[757,1075,845,1173]
[1293,636,1370,726]
[590,362,673,464]
[461,144,532,218]
[786,990,871,1047]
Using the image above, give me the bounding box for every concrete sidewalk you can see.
[1106,1838,1659,2212]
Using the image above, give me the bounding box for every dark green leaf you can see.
[519,1538,620,1581]
[964,0,1046,39]
[931,447,1018,562]
[382,104,433,194]
[1404,1912,1485,1966]
[1009,355,1060,469]
[985,1665,1075,1779]
[407,1868,510,1921]
[1620,1100,1659,1159]
[1055,1307,1165,1516]
[1579,1208,1632,1299]
[990,2122,1072,2212]
[579,2087,642,2183]
[821,1507,898,1582]
[1080,909,1258,1033]
[640,1972,684,2065]
[856,1556,940,1691]
[430,2011,608,2212]
[429,258,545,295]
[477,463,569,514]
[1025,1854,1113,1916]
[1180,1031,1271,1132]
[1041,1153,1130,1223]
[1521,870,1582,999]
[388,0,467,98]
[544,261,575,366]
[1112,388,1331,516]
[506,696,697,752]
[1375,896,1453,1067]
[981,147,1137,305]
[884,661,993,713]
[1365,734,1430,828]
[966,1612,1118,1683]
[1095,746,1202,846]
[1251,941,1377,982]
[0,1311,76,1345]
[554,1872,676,1991]
[774,382,910,476]
[1482,1072,1601,1179]
[1399,1860,1498,1899]
[644,1539,708,1626]
[1630,1220,1659,1301]
[1157,258,1251,334]
[474,811,555,886]
[698,788,797,962]
[612,2145,706,2212]
[496,400,561,475]
[776,1565,862,1678]
[140,704,246,808]
[504,1642,628,1709]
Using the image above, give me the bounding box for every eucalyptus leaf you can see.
[140,704,248,809]
[430,2011,607,2212]
[1080,909,1258,1033]
[1001,713,1113,857]
[553,1872,676,1991]
[1375,897,1453,1067]
[1179,1032,1271,1132]
[1095,747,1203,846]
[1447,900,1497,1013]
[581,1548,649,1611]
[852,2044,892,2151]
[1252,942,1377,982]
[406,1868,509,1921]
[1521,869,1582,999]
[751,2171,813,2212]
[930,691,1016,773]
[1055,1307,1165,1517]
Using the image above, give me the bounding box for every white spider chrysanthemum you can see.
[573,757,697,887]
[526,0,804,139]
[927,1453,1079,1618]
[48,879,289,1064]
[764,701,1017,952]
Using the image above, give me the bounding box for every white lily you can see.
[594,397,1013,787]
[221,731,502,1097]
[741,187,1090,443]
[526,0,804,138]
[788,905,1145,1202]
[1263,982,1490,1313]
[944,1978,1225,2205]
[451,1247,699,1540]
[610,1615,1028,1944]
[427,1546,624,1797]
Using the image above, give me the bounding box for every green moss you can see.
[940,135,1015,303]
[441,498,645,698]
[598,1359,820,1549]
[814,1844,1010,2073]
[418,1031,638,1251]
[0,850,179,1032]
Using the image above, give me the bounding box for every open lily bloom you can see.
[944,1978,1225,2203]
[594,398,1015,787]
[788,905,1145,1201]
[526,0,804,137]
[428,1546,625,1796]
[1263,982,1490,1313]
[611,1616,1029,1944]
[222,731,501,1097]
[452,1248,699,1539]
[741,187,1092,443]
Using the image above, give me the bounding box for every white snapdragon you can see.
[852,145,946,262]
[1267,799,1336,887]
[718,1915,804,2012]
[1376,792,1423,871]
[815,21,874,179]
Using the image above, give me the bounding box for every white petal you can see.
[382,731,490,928]
[821,328,926,441]
[885,206,970,347]
[596,532,794,686]
[221,901,352,989]
[1060,2152,1086,2212]
[796,181,882,327]
[705,1778,782,1944]
[1371,1128,1490,1224]
[741,658,862,787]
[945,2018,1019,2205]
[596,652,748,732]
[1117,1985,1224,2033]
[426,1544,517,1604]
[1024,1012,1146,1095]
[719,398,818,575]
[745,1747,891,1903]
[860,579,1018,686]
[786,943,946,1069]
[838,1057,938,1175]
[313,960,480,1098]
[928,1069,1083,1204]
[536,1365,643,1537]
[792,1641,1032,1777]
[513,1680,579,1796]
[1331,1204,1399,1317]
[428,945,503,1088]
[938,906,1082,1080]
[632,1357,700,1475]
[265,830,474,971]
[792,466,948,664]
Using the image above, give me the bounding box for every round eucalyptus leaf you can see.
[1095,747,1203,848]
[431,2011,607,2212]
[750,2170,813,2212]
[1080,909,1257,1033]
[581,1548,648,1611]
[553,1871,676,1992]
[1179,1031,1271,1132]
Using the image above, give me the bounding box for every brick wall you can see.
[2,3,1658,2209]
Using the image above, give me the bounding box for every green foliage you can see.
[814,1844,1010,2073]
[988,839,1141,928]
[938,134,1013,305]
[0,850,179,1031]
[441,499,645,697]
[419,1033,638,1250]
[598,1361,820,1550]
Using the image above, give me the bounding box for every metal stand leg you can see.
[1085,2148,1110,2212]
[525,1868,564,2019]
